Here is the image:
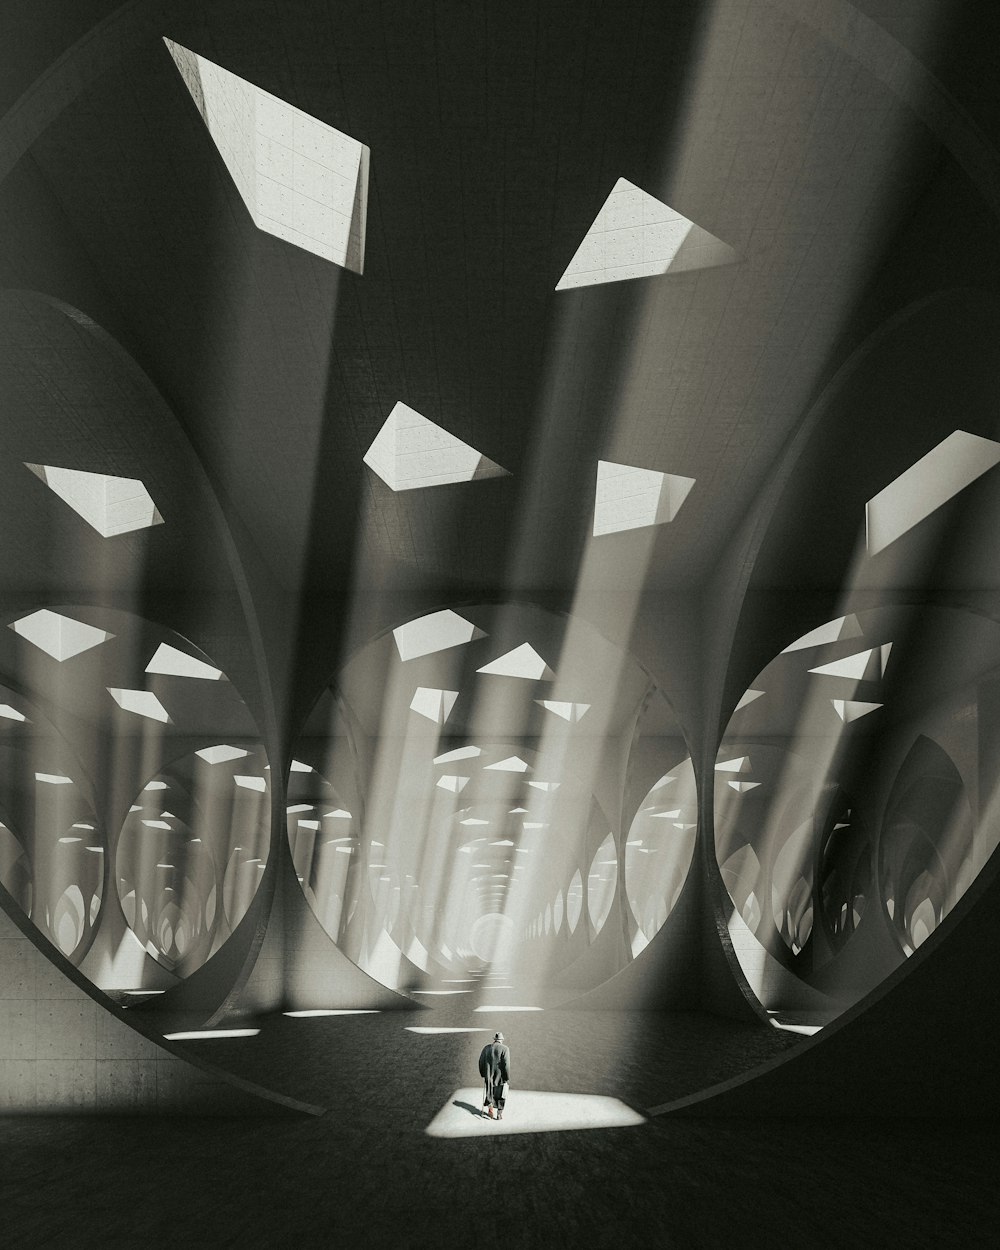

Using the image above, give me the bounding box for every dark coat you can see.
[478,1042,511,1105]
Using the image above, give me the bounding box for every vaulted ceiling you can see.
[3,0,997,635]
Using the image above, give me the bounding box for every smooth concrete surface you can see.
[0,896,319,1116]
[0,1005,997,1247]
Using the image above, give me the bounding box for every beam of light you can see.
[425,1089,644,1138]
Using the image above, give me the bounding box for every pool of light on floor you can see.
[283,1009,381,1017]
[425,1088,645,1137]
[473,1005,542,1012]
[406,1026,489,1035]
[164,1029,260,1040]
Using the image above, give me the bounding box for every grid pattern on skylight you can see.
[166,39,369,272]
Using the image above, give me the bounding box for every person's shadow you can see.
[454,1100,486,1119]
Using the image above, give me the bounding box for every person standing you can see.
[478,1031,511,1120]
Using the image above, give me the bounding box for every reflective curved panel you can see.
[116,746,270,974]
[880,736,972,955]
[0,606,265,989]
[624,757,698,957]
[716,605,1000,1013]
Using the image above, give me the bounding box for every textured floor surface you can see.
[1,1007,998,1248]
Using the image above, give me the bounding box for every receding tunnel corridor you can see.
[5,0,1000,1244]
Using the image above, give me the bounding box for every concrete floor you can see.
[1,1007,997,1247]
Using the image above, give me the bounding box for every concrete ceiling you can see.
[1,0,990,622]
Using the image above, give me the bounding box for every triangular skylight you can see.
[556,177,735,290]
[593,460,695,536]
[485,756,530,773]
[393,610,485,661]
[146,642,222,680]
[0,704,26,722]
[477,643,554,681]
[782,616,863,653]
[536,700,590,722]
[832,700,883,723]
[10,609,114,661]
[715,757,750,774]
[364,402,508,491]
[324,809,352,818]
[165,39,369,272]
[527,781,559,792]
[290,760,313,773]
[410,687,459,724]
[26,464,163,537]
[734,690,764,711]
[809,646,891,682]
[196,744,249,764]
[107,689,170,724]
[866,431,1000,555]
[434,745,482,765]
[727,781,761,793]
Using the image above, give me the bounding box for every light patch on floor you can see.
[473,1005,542,1012]
[425,1088,645,1137]
[164,1029,260,1040]
[283,1010,380,1017]
[405,1027,488,1035]
[770,1020,823,1036]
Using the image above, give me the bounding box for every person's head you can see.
[494,1032,504,1043]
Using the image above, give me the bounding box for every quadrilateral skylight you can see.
[434,745,482,765]
[393,610,485,661]
[25,464,163,537]
[165,40,369,272]
[477,644,553,681]
[410,687,459,724]
[10,609,114,661]
[593,460,695,537]
[866,431,1000,555]
[36,773,72,785]
[146,642,222,680]
[234,775,266,792]
[556,177,735,290]
[437,775,470,793]
[196,744,249,764]
[364,402,509,491]
[107,688,170,723]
